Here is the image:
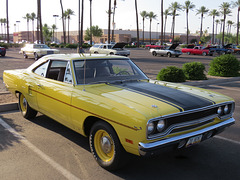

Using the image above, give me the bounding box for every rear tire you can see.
[34,53,39,60]
[23,52,28,59]
[18,93,37,120]
[152,51,157,56]
[89,121,127,171]
[202,52,207,56]
[167,52,172,57]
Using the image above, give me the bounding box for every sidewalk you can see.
[1,76,239,113]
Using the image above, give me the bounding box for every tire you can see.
[19,93,37,120]
[89,121,127,171]
[152,51,157,56]
[94,51,99,54]
[175,55,179,57]
[187,52,191,55]
[202,52,207,56]
[167,52,172,57]
[221,51,226,55]
[23,52,28,59]
[34,53,39,60]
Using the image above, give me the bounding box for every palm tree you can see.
[140,11,148,44]
[108,0,111,43]
[0,19,4,39]
[232,0,240,44]
[80,0,84,46]
[183,1,195,44]
[65,9,75,43]
[215,19,220,44]
[30,12,36,43]
[219,2,232,45]
[2,18,7,40]
[37,0,43,44]
[60,0,66,44]
[169,2,182,42]
[89,0,93,45]
[196,6,209,39]
[111,0,117,42]
[227,20,234,34]
[163,9,171,43]
[209,9,219,44]
[6,0,9,43]
[160,0,164,45]
[52,24,57,42]
[23,13,31,42]
[135,0,140,47]
[147,12,157,44]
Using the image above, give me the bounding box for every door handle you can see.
[37,84,43,88]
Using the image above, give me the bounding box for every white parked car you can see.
[20,44,60,60]
[89,43,130,56]
[150,44,182,58]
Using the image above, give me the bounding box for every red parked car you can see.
[182,46,211,56]
[0,46,6,57]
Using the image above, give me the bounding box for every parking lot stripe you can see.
[215,135,240,145]
[0,117,81,180]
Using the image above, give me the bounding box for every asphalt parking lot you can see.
[0,48,240,180]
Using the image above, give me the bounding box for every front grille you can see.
[147,103,234,140]
[47,51,54,54]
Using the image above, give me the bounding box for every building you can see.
[13,29,201,45]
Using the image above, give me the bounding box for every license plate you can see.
[186,135,202,147]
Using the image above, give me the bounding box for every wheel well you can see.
[84,116,116,137]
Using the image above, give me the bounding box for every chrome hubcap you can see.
[23,98,27,108]
[100,136,112,154]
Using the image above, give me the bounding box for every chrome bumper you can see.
[138,118,235,156]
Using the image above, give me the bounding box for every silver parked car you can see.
[150,44,182,58]
[89,43,130,56]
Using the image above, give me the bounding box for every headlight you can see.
[157,120,165,132]
[224,105,230,114]
[147,122,155,135]
[217,107,223,116]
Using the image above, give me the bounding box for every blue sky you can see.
[0,0,237,35]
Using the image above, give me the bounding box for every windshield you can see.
[73,59,148,84]
[33,44,50,49]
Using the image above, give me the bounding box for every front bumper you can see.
[138,118,235,156]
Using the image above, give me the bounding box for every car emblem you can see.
[152,105,158,108]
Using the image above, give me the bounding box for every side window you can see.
[63,62,73,84]
[46,60,68,81]
[34,61,49,77]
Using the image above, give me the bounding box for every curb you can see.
[0,102,18,113]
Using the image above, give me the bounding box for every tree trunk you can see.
[80,0,84,46]
[108,0,111,43]
[200,13,203,38]
[186,10,189,44]
[237,8,239,45]
[6,0,9,43]
[135,0,139,47]
[212,16,215,44]
[222,14,226,45]
[60,0,66,44]
[160,0,164,45]
[90,0,92,45]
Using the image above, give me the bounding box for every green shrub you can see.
[0,43,9,49]
[65,43,78,49]
[208,54,240,77]
[180,44,188,48]
[183,62,207,80]
[157,66,186,82]
[125,45,137,48]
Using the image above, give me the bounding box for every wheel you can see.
[89,121,127,170]
[18,93,37,120]
[167,52,172,57]
[221,51,226,55]
[23,52,28,59]
[94,51,99,54]
[202,52,207,56]
[109,52,114,55]
[175,55,179,57]
[187,52,191,55]
[1,53,5,57]
[152,51,157,56]
[34,53,39,60]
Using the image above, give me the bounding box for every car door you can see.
[35,60,73,129]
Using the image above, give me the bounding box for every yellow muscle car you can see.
[3,54,235,170]
[20,44,60,60]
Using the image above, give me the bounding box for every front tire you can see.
[18,93,37,120]
[89,121,127,171]
[152,51,157,56]
[167,52,172,57]
[34,53,39,60]
[202,52,207,56]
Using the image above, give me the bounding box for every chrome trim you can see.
[146,101,234,140]
[148,114,217,139]
[140,117,235,154]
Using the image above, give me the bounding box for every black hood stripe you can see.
[111,81,214,111]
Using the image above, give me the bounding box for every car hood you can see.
[169,44,179,50]
[79,81,232,119]
[112,43,127,49]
